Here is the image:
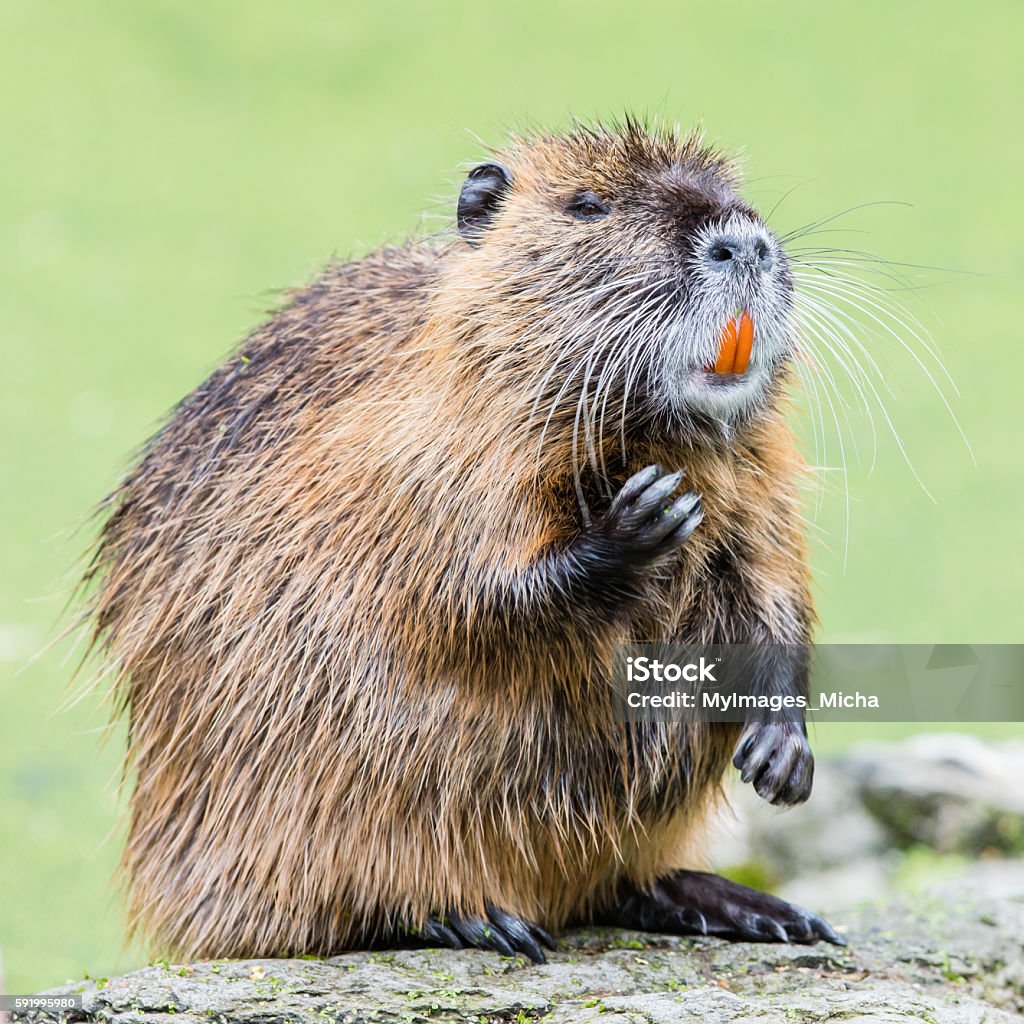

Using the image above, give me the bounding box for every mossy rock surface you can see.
[32,871,1024,1024]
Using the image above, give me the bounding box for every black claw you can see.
[488,907,546,964]
[775,756,813,806]
[431,907,554,962]
[667,492,699,520]
[422,917,463,949]
[760,916,790,943]
[611,464,663,510]
[678,908,708,935]
[456,913,516,957]
[740,912,772,941]
[518,932,546,964]
[733,732,754,768]
[530,922,557,952]
[634,470,684,515]
[754,763,781,801]
[810,913,847,946]
[668,504,703,543]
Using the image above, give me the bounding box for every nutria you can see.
[83,118,844,963]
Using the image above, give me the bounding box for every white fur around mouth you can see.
[694,367,752,385]
[679,363,769,417]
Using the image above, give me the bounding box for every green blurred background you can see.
[1,0,1021,994]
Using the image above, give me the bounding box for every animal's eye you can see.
[566,191,611,221]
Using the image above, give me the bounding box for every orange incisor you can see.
[713,310,754,375]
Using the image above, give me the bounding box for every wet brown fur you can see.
[84,121,812,959]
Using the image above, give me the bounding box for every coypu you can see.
[84,118,845,964]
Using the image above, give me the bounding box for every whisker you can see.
[780,201,913,244]
[796,273,974,467]
[794,298,879,471]
[792,287,938,503]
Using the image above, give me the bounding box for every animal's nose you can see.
[704,231,773,273]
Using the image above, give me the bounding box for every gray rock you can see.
[706,736,1024,891]
[30,861,1024,1024]
[776,855,892,913]
[846,734,1024,855]
[26,738,1024,1023]
[706,760,889,883]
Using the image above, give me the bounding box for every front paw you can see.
[588,464,703,565]
[733,720,814,806]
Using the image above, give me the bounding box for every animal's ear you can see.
[457,162,514,243]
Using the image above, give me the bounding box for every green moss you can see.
[893,847,969,893]
[719,861,779,893]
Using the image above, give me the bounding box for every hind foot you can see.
[418,904,556,963]
[603,870,845,946]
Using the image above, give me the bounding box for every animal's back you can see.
[92,243,468,955]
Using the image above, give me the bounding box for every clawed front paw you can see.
[590,464,703,564]
[733,720,814,806]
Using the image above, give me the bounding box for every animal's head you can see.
[447,120,795,435]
